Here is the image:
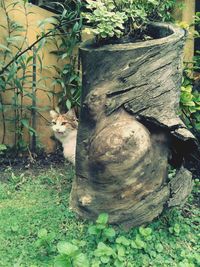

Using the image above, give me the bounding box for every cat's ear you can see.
[67,108,77,121]
[50,110,59,119]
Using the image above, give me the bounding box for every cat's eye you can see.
[61,122,67,126]
[51,121,56,125]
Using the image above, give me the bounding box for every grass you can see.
[0,164,199,267]
[0,164,86,267]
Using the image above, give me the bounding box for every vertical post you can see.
[173,0,195,62]
[195,0,200,53]
[31,46,37,152]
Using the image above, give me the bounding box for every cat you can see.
[50,109,78,165]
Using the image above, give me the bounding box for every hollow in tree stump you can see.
[70,23,197,228]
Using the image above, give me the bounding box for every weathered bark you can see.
[70,23,196,228]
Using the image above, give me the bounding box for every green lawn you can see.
[0,164,199,267]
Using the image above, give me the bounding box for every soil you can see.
[0,148,66,174]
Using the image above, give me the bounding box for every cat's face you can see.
[50,110,78,138]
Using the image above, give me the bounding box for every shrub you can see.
[83,0,177,42]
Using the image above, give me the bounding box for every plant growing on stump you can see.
[70,0,197,228]
[83,0,177,42]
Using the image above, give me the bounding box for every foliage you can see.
[0,165,199,266]
[179,12,200,138]
[0,0,82,153]
[0,144,7,155]
[0,0,39,151]
[180,68,200,135]
[49,1,82,112]
[54,241,89,267]
[192,12,200,82]
[83,0,177,42]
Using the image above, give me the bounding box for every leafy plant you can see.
[54,241,89,267]
[0,0,53,152]
[34,1,83,113]
[83,0,177,42]
[35,228,56,255]
[0,0,82,154]
[180,71,200,132]
[179,12,200,138]
[88,213,116,242]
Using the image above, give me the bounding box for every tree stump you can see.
[70,23,196,228]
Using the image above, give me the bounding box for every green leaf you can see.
[0,144,7,151]
[73,253,89,267]
[117,245,125,257]
[148,250,157,258]
[114,259,124,267]
[139,227,152,237]
[72,240,86,247]
[103,227,116,238]
[195,123,200,130]
[96,224,106,230]
[148,0,159,4]
[38,17,57,27]
[94,242,114,257]
[155,243,164,253]
[116,236,130,246]
[135,235,146,249]
[73,22,80,32]
[47,231,56,242]
[91,259,101,267]
[0,44,11,52]
[21,119,37,135]
[66,99,72,110]
[7,36,24,43]
[21,119,30,129]
[38,228,48,238]
[54,255,72,267]
[100,256,110,264]
[180,93,193,103]
[57,241,78,256]
[36,38,46,53]
[131,240,137,249]
[61,53,69,60]
[88,225,100,235]
[181,85,192,93]
[96,213,109,225]
[184,101,196,107]
[174,223,180,235]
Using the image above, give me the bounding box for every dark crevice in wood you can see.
[106,83,148,97]
[149,61,174,75]
[150,89,172,99]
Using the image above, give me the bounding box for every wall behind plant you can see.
[0,0,72,153]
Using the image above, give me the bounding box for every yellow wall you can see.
[0,0,62,152]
